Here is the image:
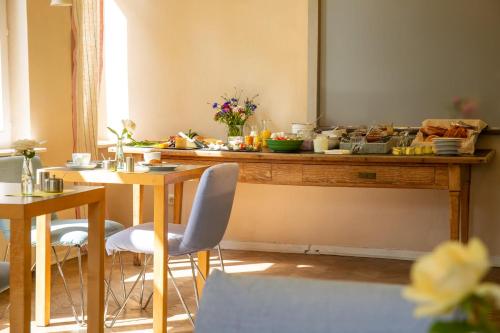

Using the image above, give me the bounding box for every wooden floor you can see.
[0,250,499,332]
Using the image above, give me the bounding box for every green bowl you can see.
[266,139,303,152]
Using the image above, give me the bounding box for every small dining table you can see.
[46,164,209,333]
[0,183,106,333]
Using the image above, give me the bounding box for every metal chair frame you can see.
[104,250,214,328]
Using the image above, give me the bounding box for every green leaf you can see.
[429,321,495,333]
[107,127,119,137]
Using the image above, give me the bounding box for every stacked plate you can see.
[433,138,463,155]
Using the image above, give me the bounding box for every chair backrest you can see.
[0,156,44,240]
[195,270,431,333]
[179,163,239,253]
[0,155,43,183]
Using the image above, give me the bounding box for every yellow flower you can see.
[403,238,490,317]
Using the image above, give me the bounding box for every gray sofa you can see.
[195,270,430,333]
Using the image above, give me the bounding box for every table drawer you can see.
[302,165,439,187]
[240,163,272,183]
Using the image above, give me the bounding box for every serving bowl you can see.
[266,139,304,152]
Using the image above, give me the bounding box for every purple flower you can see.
[212,102,218,109]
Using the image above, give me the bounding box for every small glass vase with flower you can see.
[12,139,41,195]
[107,119,136,170]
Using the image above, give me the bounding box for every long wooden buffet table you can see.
[117,147,495,243]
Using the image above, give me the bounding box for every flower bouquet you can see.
[404,238,500,333]
[211,89,258,139]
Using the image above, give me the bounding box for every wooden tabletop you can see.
[44,164,208,186]
[120,147,495,165]
[0,183,103,206]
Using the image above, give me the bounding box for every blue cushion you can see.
[33,219,125,247]
[105,222,186,256]
[0,216,57,241]
[0,219,124,247]
[0,262,8,293]
[195,271,430,333]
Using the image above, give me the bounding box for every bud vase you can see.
[115,138,125,170]
[21,156,34,195]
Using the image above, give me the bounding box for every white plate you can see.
[66,162,97,170]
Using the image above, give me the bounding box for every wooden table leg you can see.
[133,184,145,266]
[196,250,210,298]
[174,182,183,225]
[36,214,51,326]
[449,165,461,241]
[10,217,32,333]
[460,166,471,243]
[87,195,106,333]
[153,184,168,333]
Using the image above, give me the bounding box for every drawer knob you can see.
[358,172,377,180]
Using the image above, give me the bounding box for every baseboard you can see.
[220,240,500,267]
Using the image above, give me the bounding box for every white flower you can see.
[121,119,136,133]
[12,139,39,153]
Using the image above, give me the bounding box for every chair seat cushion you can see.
[105,222,186,256]
[32,219,125,247]
[0,262,9,294]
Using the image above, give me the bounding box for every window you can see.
[0,0,11,145]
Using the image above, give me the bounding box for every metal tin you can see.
[102,159,117,171]
[44,176,64,193]
[36,170,51,191]
[125,156,135,173]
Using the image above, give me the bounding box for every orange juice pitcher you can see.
[260,120,271,147]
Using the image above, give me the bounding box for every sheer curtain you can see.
[71,0,103,218]
[71,0,103,159]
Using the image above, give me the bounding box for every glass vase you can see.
[227,124,244,137]
[115,138,125,170]
[227,124,244,148]
[21,156,34,195]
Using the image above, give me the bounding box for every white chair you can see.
[104,163,239,327]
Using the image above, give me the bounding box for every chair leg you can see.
[104,252,124,318]
[216,244,225,272]
[0,303,10,319]
[105,254,151,328]
[3,242,9,261]
[168,265,195,326]
[77,247,86,323]
[142,291,153,310]
[118,251,127,301]
[52,246,82,325]
[139,254,147,308]
[188,254,200,308]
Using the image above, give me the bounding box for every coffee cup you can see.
[72,153,91,165]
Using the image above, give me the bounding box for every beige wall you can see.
[26,0,73,166]
[7,0,73,165]
[102,0,500,259]
[8,1,500,259]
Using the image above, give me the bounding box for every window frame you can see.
[0,0,11,145]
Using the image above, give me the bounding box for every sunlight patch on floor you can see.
[125,262,275,282]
